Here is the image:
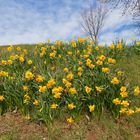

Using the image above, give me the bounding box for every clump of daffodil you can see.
[89,105,95,112]
[39,86,47,93]
[67,117,74,124]
[86,59,92,66]
[28,60,33,65]
[110,43,115,49]
[40,47,46,57]
[95,86,104,93]
[95,46,99,50]
[63,68,69,73]
[9,55,15,60]
[25,71,34,80]
[16,47,21,51]
[55,40,62,46]
[127,109,134,116]
[119,108,127,114]
[50,51,57,58]
[120,86,128,98]
[53,92,62,99]
[69,87,77,95]
[84,54,89,59]
[85,86,92,94]
[120,86,127,92]
[133,86,140,96]
[23,85,29,91]
[67,51,72,56]
[24,114,31,120]
[7,60,13,65]
[23,49,28,55]
[86,59,95,69]
[117,42,123,50]
[41,47,47,52]
[78,61,83,65]
[51,103,58,109]
[68,103,76,110]
[7,46,13,52]
[121,100,129,107]
[51,66,55,71]
[71,40,77,48]
[1,60,7,65]
[77,67,83,76]
[135,107,140,113]
[102,67,110,74]
[66,72,74,81]
[33,99,39,106]
[50,45,55,50]
[23,94,30,104]
[19,56,25,62]
[0,71,9,77]
[36,75,45,83]
[63,79,72,88]
[46,79,56,89]
[108,58,116,64]
[52,86,63,94]
[112,98,121,105]
[136,41,140,46]
[0,95,4,102]
[78,37,85,43]
[120,91,128,98]
[111,77,119,85]
[117,71,124,76]
[96,60,103,66]
[99,55,106,61]
[44,61,47,65]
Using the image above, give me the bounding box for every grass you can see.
[0,113,139,140]
[116,53,140,85]
[0,43,140,140]
[0,131,17,140]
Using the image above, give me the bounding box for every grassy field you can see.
[0,40,140,140]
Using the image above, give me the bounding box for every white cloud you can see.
[103,8,132,32]
[0,0,139,45]
[99,7,138,45]
[0,0,83,45]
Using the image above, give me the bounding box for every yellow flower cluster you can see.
[0,71,9,77]
[111,77,119,85]
[25,71,34,80]
[0,95,4,102]
[47,79,56,89]
[0,38,139,124]
[39,86,47,93]
[85,86,92,94]
[86,59,95,69]
[36,75,45,82]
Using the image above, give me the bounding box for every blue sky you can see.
[0,0,139,45]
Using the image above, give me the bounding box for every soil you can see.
[0,112,140,140]
[0,112,48,140]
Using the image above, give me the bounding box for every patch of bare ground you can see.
[0,112,48,140]
[0,112,140,140]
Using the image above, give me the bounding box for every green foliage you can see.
[0,39,140,124]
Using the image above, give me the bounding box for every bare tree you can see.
[81,4,108,45]
[99,0,140,32]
